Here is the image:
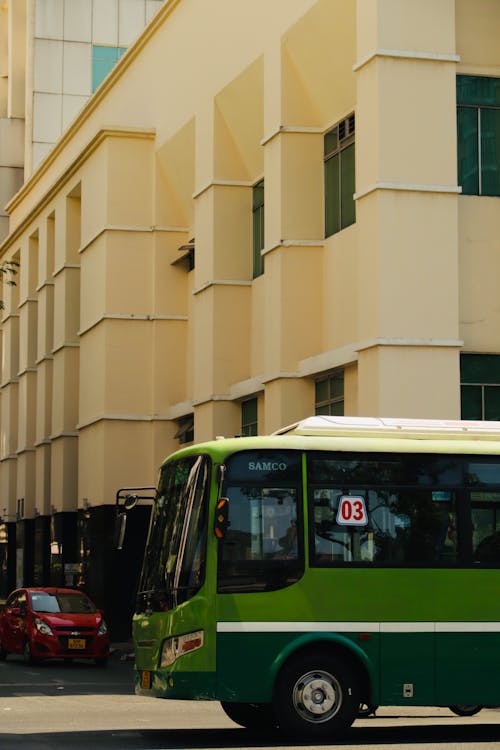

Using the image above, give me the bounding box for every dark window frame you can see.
[315,370,345,416]
[324,114,356,237]
[457,75,500,197]
[252,180,265,278]
[241,397,258,437]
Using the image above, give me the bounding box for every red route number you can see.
[336,495,368,526]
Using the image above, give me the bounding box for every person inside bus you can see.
[278,519,298,558]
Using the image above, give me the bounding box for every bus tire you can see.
[357,703,378,717]
[273,649,359,738]
[449,705,482,717]
[220,701,276,731]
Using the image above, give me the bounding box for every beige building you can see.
[0,0,499,635]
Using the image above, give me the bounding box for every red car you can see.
[0,587,110,666]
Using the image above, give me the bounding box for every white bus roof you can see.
[274,416,500,441]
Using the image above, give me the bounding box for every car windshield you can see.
[30,592,97,614]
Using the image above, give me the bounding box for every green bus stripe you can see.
[217,621,500,633]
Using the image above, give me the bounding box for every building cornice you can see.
[260,126,323,147]
[79,313,188,336]
[355,182,461,201]
[1,127,156,256]
[192,180,254,200]
[353,48,460,72]
[192,279,252,296]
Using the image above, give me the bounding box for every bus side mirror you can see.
[214,497,229,539]
[114,511,127,550]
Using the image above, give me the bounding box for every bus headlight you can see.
[161,630,204,667]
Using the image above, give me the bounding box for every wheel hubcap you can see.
[293,670,341,723]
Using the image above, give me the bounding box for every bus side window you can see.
[471,491,500,564]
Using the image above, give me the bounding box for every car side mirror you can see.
[10,606,21,617]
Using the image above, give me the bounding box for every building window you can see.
[457,76,500,197]
[324,115,356,237]
[252,180,264,278]
[92,45,127,92]
[461,354,500,420]
[241,398,258,436]
[315,371,344,416]
[174,416,194,444]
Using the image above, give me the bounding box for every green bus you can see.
[128,416,500,738]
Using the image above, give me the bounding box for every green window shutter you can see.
[340,143,356,229]
[457,107,479,195]
[252,181,264,278]
[242,398,258,436]
[485,386,500,420]
[480,108,500,197]
[315,371,345,416]
[324,116,355,237]
[461,385,482,420]
[460,353,500,384]
[325,153,340,237]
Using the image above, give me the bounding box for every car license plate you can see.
[141,670,152,689]
[68,638,86,649]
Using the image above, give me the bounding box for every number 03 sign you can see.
[336,496,368,526]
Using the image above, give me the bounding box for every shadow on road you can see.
[1,722,500,749]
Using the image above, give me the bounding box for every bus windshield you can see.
[136,454,209,612]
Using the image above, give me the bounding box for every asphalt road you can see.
[0,652,500,749]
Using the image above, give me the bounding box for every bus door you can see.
[436,476,500,706]
[214,450,304,702]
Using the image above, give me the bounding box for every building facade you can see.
[0,0,499,637]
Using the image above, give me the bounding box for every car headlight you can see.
[160,630,203,667]
[97,620,108,636]
[34,617,53,636]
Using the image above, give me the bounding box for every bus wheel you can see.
[274,650,359,738]
[357,703,378,717]
[449,705,482,717]
[220,701,276,731]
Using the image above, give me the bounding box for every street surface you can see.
[0,652,499,749]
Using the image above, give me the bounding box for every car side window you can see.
[17,592,27,616]
[5,593,18,610]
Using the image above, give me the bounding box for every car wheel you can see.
[0,639,7,660]
[95,657,108,667]
[273,649,359,739]
[357,703,378,717]
[449,705,482,717]
[220,701,276,732]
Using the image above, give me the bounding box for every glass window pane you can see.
[315,379,329,403]
[329,373,344,400]
[457,75,500,107]
[457,107,479,195]
[324,129,338,156]
[340,143,356,229]
[253,207,264,278]
[315,404,330,416]
[460,353,500,384]
[472,503,500,564]
[311,487,457,566]
[461,384,482,420]
[252,180,264,210]
[485,386,500,420]
[242,398,257,424]
[329,402,344,416]
[325,155,340,237]
[481,108,500,197]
